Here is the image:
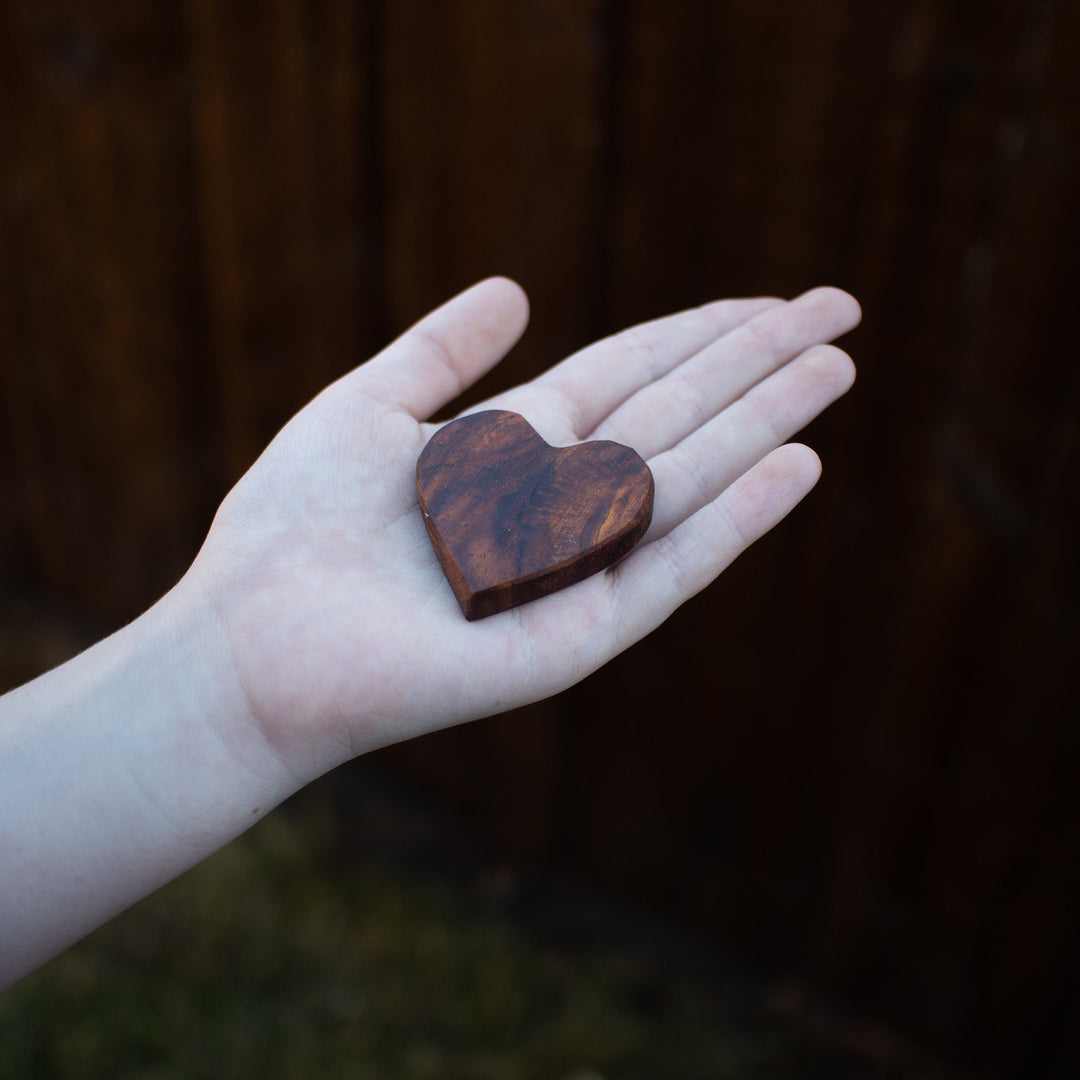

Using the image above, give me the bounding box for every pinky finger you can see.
[607,443,822,643]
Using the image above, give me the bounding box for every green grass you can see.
[1,797,863,1079]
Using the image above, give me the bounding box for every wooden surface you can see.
[417,410,653,619]
[2,1,1078,1075]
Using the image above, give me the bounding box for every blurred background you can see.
[1,1,1078,1077]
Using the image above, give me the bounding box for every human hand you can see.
[189,278,860,786]
[0,277,859,983]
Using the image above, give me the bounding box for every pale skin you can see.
[0,277,860,988]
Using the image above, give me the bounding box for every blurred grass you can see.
[0,790,880,1080]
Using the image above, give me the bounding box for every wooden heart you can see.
[416,410,654,620]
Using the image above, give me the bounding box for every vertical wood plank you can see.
[381,0,613,392]
[185,0,383,483]
[0,0,209,612]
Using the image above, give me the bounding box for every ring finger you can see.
[643,343,856,541]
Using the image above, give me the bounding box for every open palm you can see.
[191,278,860,785]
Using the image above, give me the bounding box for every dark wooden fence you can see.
[2,1,1078,1075]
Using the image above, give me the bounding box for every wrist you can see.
[121,575,301,839]
[154,574,302,803]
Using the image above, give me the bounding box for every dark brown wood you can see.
[416,411,654,620]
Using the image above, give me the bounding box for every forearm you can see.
[0,579,295,988]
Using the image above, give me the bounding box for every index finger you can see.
[476,296,783,443]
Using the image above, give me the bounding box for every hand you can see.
[190,277,861,786]
[0,277,859,984]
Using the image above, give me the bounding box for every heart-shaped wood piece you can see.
[417,410,654,620]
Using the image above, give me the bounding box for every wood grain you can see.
[416,411,654,619]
